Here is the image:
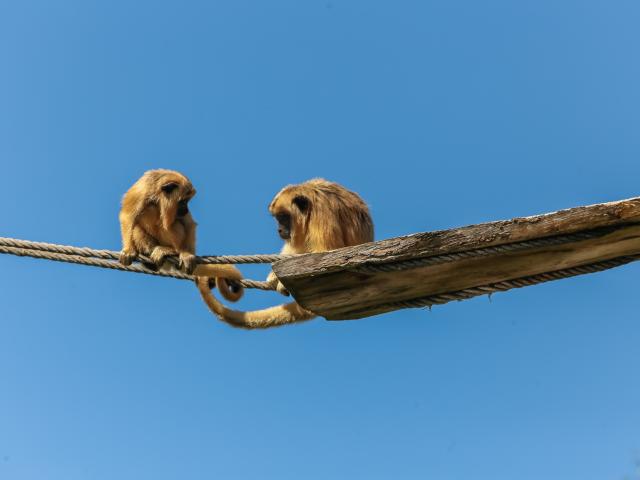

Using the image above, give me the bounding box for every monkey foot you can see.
[119,250,137,266]
[178,253,197,274]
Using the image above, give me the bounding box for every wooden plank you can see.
[271,197,640,320]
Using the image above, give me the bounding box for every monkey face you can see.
[177,199,190,217]
[270,190,311,242]
[274,212,292,240]
[160,179,195,218]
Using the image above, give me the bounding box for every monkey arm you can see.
[176,218,197,273]
[119,189,149,250]
[119,212,137,257]
[119,194,151,265]
[181,217,197,254]
[262,243,296,296]
[266,270,290,296]
[119,217,149,266]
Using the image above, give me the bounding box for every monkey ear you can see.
[292,195,310,214]
[161,182,179,194]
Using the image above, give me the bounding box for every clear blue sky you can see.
[1,1,639,479]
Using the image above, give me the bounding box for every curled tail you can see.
[215,278,244,302]
[196,277,316,330]
[193,264,244,302]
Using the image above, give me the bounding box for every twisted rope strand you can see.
[1,229,637,303]
[198,254,287,264]
[0,237,287,265]
[0,245,192,280]
[0,227,617,273]
[0,245,273,290]
[0,237,120,259]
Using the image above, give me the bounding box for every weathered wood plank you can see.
[271,197,640,320]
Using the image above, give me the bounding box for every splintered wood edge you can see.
[272,196,640,281]
[316,224,640,319]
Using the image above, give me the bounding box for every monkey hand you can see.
[119,249,137,266]
[178,252,197,274]
[267,271,290,296]
[149,246,176,268]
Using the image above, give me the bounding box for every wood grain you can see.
[271,197,640,320]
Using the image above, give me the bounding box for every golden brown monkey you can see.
[196,178,374,328]
[119,169,243,301]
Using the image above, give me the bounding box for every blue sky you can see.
[1,1,639,479]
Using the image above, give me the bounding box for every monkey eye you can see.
[292,195,310,213]
[161,182,179,194]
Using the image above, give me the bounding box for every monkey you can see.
[196,178,374,329]
[119,169,243,302]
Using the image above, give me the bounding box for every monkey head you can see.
[269,188,311,249]
[268,178,373,253]
[149,170,196,230]
[270,195,309,241]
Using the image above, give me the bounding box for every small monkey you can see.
[119,169,243,301]
[197,178,374,328]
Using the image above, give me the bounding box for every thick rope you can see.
[0,227,636,301]
[199,254,285,264]
[0,245,273,290]
[0,228,617,272]
[0,237,286,265]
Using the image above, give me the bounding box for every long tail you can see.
[195,277,316,329]
[193,264,244,302]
